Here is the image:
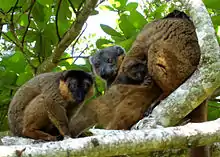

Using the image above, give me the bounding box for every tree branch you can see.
[133,0,220,130]
[21,0,35,46]
[10,0,19,33]
[36,0,99,74]
[2,119,220,157]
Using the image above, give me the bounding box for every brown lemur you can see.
[89,45,125,88]
[8,70,94,141]
[113,10,207,157]
[69,10,202,138]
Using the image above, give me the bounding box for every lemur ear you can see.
[115,45,125,56]
[88,72,96,80]
[60,70,71,81]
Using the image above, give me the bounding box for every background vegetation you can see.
[0,0,219,131]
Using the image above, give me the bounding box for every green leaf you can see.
[212,16,220,26]
[125,2,138,11]
[116,36,136,52]
[44,23,58,45]
[100,24,122,37]
[0,71,17,87]
[18,14,29,26]
[128,10,147,30]
[57,0,71,36]
[208,101,220,120]
[59,0,71,21]
[16,72,33,86]
[99,5,115,11]
[19,0,32,11]
[1,0,16,12]
[204,0,220,9]
[111,35,126,42]
[37,0,53,6]
[119,14,137,38]
[109,0,127,10]
[1,51,26,73]
[91,9,99,16]
[96,38,113,49]
[24,30,37,42]
[32,2,46,29]
[71,64,91,72]
[35,31,52,59]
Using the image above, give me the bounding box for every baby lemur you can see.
[8,70,93,141]
[89,45,125,88]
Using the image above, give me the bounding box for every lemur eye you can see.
[94,62,100,68]
[83,80,91,90]
[107,58,112,63]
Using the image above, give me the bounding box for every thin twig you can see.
[67,0,77,15]
[71,22,87,56]
[2,32,21,49]
[59,55,89,62]
[96,0,105,7]
[73,45,88,64]
[21,0,36,46]
[77,0,86,12]
[56,0,62,41]
[10,0,19,35]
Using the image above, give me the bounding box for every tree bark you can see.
[2,119,220,157]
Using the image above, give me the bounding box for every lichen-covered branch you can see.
[2,119,220,157]
[133,0,220,130]
[36,0,98,74]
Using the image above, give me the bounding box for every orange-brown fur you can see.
[69,79,162,137]
[59,80,74,101]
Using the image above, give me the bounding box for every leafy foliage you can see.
[0,0,219,131]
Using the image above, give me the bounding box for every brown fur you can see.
[69,77,162,137]
[113,13,207,157]
[113,17,200,96]
[70,13,206,157]
[8,71,93,141]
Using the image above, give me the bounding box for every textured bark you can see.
[36,0,98,74]
[2,119,220,157]
[132,0,220,130]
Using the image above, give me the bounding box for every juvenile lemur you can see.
[89,45,125,88]
[8,70,93,141]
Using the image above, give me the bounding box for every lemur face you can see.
[89,45,125,81]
